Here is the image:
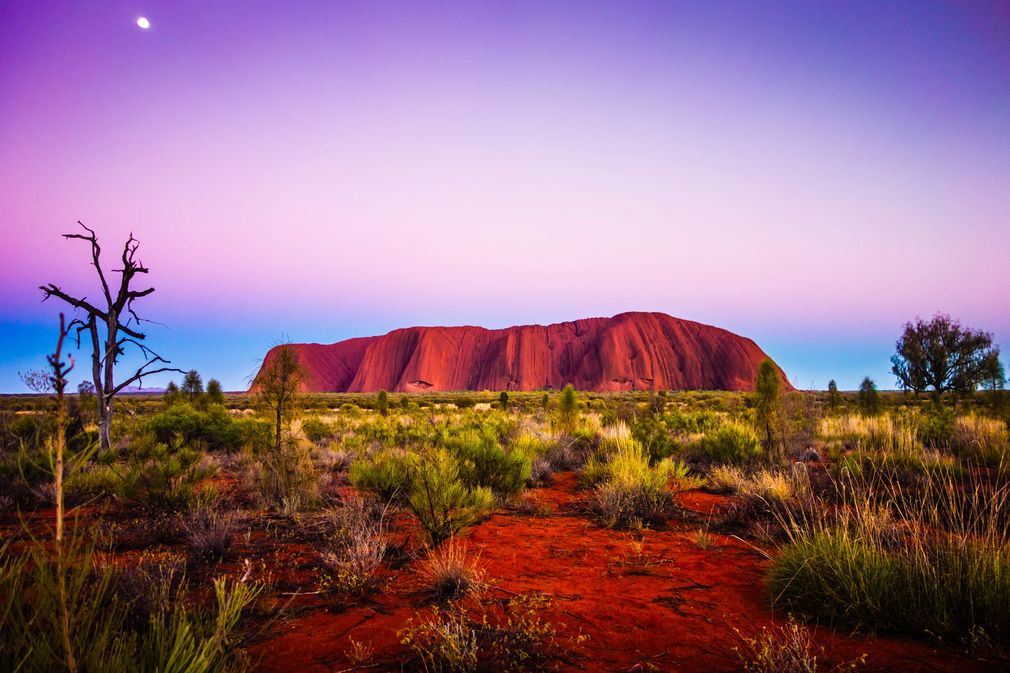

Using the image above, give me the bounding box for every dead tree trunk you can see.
[40,222,183,449]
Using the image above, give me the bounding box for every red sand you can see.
[249,473,986,673]
[252,311,791,393]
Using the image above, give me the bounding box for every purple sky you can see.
[2,1,1008,392]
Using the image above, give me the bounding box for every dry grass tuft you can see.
[417,539,486,601]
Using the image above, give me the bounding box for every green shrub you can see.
[918,403,956,449]
[117,435,217,511]
[632,414,676,461]
[146,404,268,452]
[0,536,259,673]
[349,449,416,503]
[590,453,681,529]
[696,423,762,464]
[301,417,334,443]
[770,468,1010,646]
[770,530,1010,644]
[449,430,531,496]
[557,385,578,431]
[406,449,494,546]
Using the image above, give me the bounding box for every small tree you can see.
[376,390,389,416]
[181,369,204,403]
[827,379,841,411]
[557,384,578,431]
[206,378,225,406]
[44,315,77,672]
[541,393,549,410]
[858,377,880,417]
[256,346,304,453]
[891,314,1001,404]
[76,380,95,423]
[40,223,182,448]
[980,356,1006,414]
[499,391,509,411]
[164,380,180,406]
[753,359,782,459]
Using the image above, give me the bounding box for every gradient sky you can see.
[2,1,1008,392]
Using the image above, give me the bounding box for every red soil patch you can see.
[249,475,987,673]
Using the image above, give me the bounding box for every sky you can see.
[1,1,1008,392]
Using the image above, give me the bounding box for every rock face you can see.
[254,312,790,393]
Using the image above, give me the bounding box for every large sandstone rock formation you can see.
[253,312,790,393]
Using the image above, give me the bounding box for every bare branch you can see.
[111,358,185,396]
[39,284,108,320]
[116,336,168,361]
[63,221,113,307]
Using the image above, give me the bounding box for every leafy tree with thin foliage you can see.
[827,379,842,411]
[499,391,509,411]
[40,223,182,448]
[163,381,180,406]
[376,390,389,416]
[206,378,225,405]
[858,376,880,417]
[256,346,304,453]
[19,369,53,394]
[980,357,1006,414]
[76,380,95,423]
[891,313,1001,403]
[753,359,782,459]
[180,369,204,403]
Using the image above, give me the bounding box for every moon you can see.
[137,17,151,30]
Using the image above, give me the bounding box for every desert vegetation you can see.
[2,315,1008,672]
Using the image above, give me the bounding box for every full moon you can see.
[136,17,151,30]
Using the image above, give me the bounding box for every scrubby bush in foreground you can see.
[450,429,532,497]
[769,468,1010,646]
[417,539,486,601]
[584,436,686,529]
[400,594,563,673]
[318,497,387,594]
[407,449,495,546]
[695,423,762,464]
[0,536,259,673]
[350,449,416,503]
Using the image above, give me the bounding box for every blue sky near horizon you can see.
[2,1,1008,392]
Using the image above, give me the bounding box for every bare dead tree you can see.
[40,222,183,449]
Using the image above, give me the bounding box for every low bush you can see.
[349,449,415,503]
[694,423,762,464]
[584,438,683,529]
[918,403,956,449]
[183,507,238,561]
[147,403,270,452]
[400,594,563,673]
[116,435,218,511]
[769,469,1010,646]
[318,497,387,594]
[250,440,319,513]
[301,417,335,443]
[450,429,531,497]
[407,449,495,546]
[0,535,259,673]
